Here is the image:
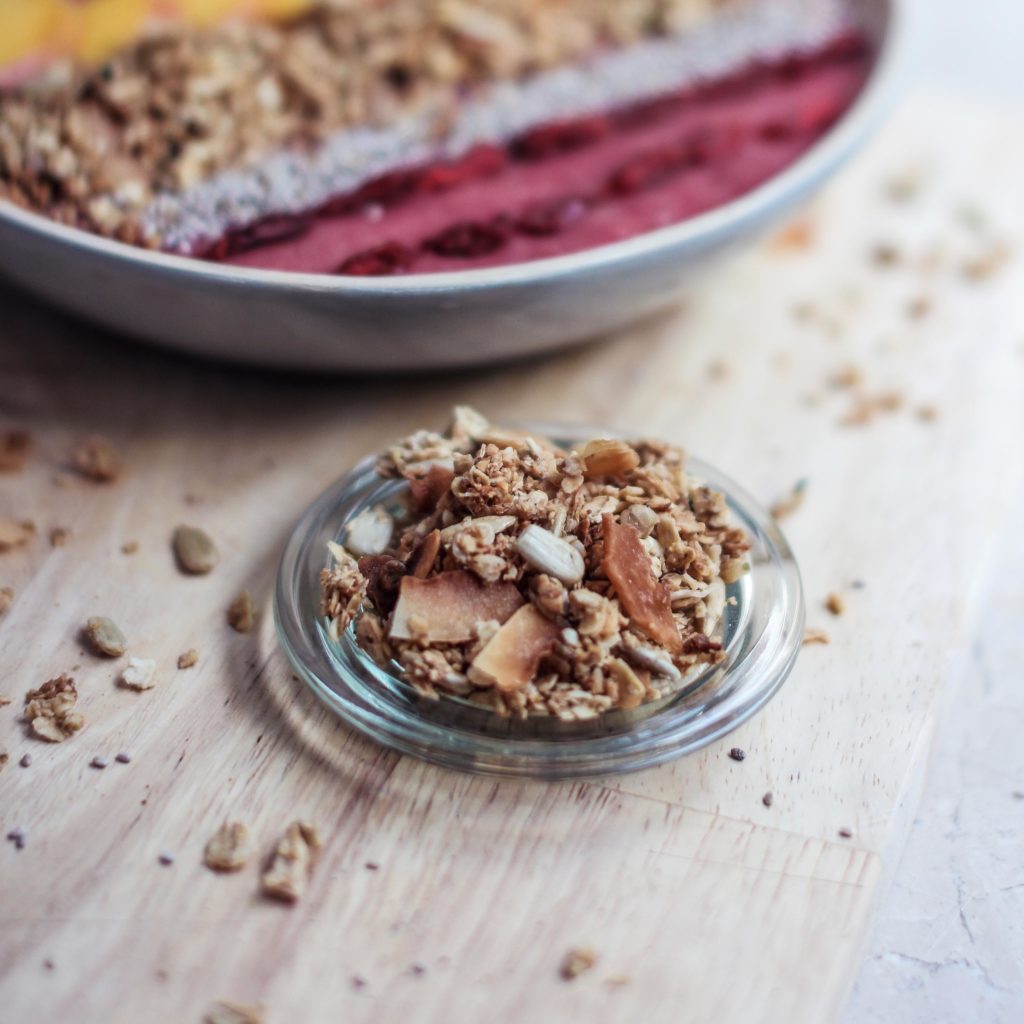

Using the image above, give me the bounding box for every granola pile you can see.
[0,0,729,245]
[321,408,749,720]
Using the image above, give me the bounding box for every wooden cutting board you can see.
[1,93,1022,1024]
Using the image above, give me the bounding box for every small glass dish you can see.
[274,425,804,779]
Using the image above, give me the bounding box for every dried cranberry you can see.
[224,213,311,255]
[337,241,414,276]
[420,145,507,192]
[606,143,689,196]
[424,219,509,259]
[516,196,589,236]
[511,115,610,160]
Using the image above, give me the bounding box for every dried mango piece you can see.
[601,514,681,653]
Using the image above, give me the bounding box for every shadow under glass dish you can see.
[0,0,903,371]
[274,426,805,778]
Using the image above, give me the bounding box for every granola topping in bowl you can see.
[320,407,750,721]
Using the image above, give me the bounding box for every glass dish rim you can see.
[274,423,805,779]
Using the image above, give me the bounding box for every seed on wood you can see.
[762,792,774,807]
[84,616,128,657]
[90,756,109,769]
[172,525,219,575]
[728,747,746,762]
[115,752,132,764]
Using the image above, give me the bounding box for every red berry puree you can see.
[212,34,869,276]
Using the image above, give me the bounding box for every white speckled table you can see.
[846,2,1024,1020]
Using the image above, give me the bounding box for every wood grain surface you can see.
[1,94,1022,1024]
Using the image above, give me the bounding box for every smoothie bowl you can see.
[0,0,902,370]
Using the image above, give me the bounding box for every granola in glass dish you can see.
[0,0,870,274]
[321,408,750,720]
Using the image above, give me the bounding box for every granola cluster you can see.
[0,0,727,244]
[321,407,749,720]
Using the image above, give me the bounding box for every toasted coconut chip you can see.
[581,439,640,479]
[601,514,681,654]
[406,464,455,514]
[389,570,522,644]
[468,605,561,693]
[344,504,393,557]
[407,529,441,579]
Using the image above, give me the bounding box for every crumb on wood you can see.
[907,296,932,320]
[772,217,814,251]
[120,657,157,691]
[204,821,254,872]
[0,429,31,472]
[204,1002,265,1024]
[49,527,71,547]
[828,365,862,390]
[802,627,830,646]
[24,675,84,742]
[121,540,139,555]
[0,752,8,771]
[824,593,845,616]
[560,947,598,980]
[261,821,321,902]
[0,586,13,615]
[728,747,746,762]
[177,648,199,670]
[839,391,904,427]
[915,404,939,423]
[762,792,774,807]
[838,827,854,839]
[962,241,1012,282]
[769,478,808,521]
[227,590,256,633]
[870,242,901,267]
[0,518,36,552]
[72,435,122,482]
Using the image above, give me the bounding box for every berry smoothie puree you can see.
[216,36,869,276]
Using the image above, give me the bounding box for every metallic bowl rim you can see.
[0,0,905,297]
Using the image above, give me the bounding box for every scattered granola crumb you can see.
[19,753,31,768]
[115,752,132,764]
[120,657,157,691]
[770,478,808,520]
[0,586,13,615]
[915,404,939,423]
[84,616,128,657]
[43,959,55,971]
[410,962,427,977]
[177,648,199,670]
[261,821,321,902]
[204,822,253,872]
[73,435,122,482]
[840,391,904,427]
[885,167,923,203]
[121,540,139,555]
[802,627,830,646]
[824,593,845,617]
[49,527,70,547]
[172,525,219,575]
[870,242,900,266]
[560,948,598,980]
[606,974,632,987]
[90,756,109,770]
[962,242,1011,282]
[351,975,368,991]
[762,792,774,807]
[0,752,7,771]
[6,826,26,850]
[365,861,379,871]
[907,296,932,320]
[0,696,11,707]
[158,851,175,866]
[828,365,862,390]
[838,827,853,839]
[204,1001,265,1024]
[728,747,746,762]
[227,590,256,633]
[0,518,36,552]
[0,429,31,472]
[24,675,84,742]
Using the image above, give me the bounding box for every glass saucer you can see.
[274,425,804,779]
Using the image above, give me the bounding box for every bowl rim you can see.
[0,0,905,296]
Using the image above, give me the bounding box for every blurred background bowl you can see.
[0,0,903,372]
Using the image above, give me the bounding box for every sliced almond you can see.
[407,529,441,579]
[581,439,640,479]
[468,604,560,692]
[204,821,253,872]
[601,514,681,653]
[261,820,321,903]
[389,571,522,643]
[439,515,517,542]
[515,524,585,585]
[344,505,393,558]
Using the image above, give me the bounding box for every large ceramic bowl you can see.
[0,0,903,371]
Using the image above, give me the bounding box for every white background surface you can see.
[845,2,1024,1021]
